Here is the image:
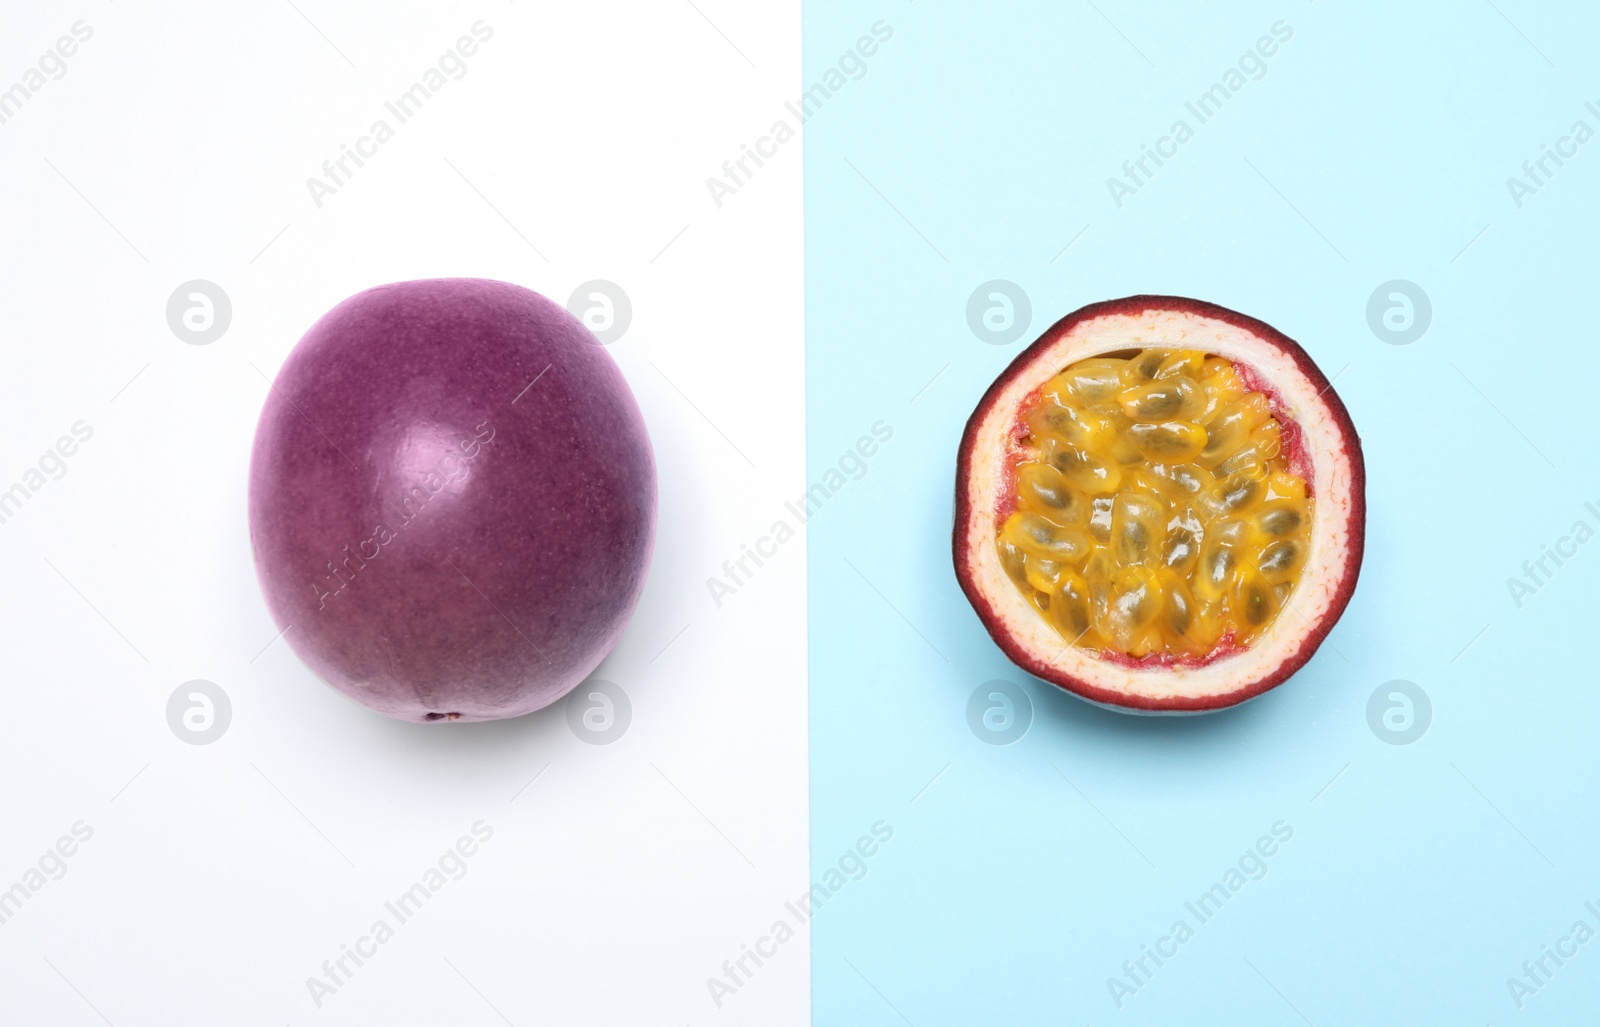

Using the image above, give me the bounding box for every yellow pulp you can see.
[996,349,1313,659]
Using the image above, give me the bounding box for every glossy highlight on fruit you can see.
[954,296,1364,714]
[249,279,656,722]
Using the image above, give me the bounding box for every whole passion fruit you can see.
[249,279,656,722]
[954,296,1363,713]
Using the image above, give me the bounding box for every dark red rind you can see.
[953,295,1366,713]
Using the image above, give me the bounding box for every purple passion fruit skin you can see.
[248,279,657,722]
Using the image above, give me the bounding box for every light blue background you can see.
[805,1,1600,1023]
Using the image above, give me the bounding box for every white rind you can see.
[960,309,1358,704]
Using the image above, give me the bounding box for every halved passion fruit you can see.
[954,296,1364,713]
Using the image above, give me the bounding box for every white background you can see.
[0,1,808,1023]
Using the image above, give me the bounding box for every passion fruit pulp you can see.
[954,296,1364,713]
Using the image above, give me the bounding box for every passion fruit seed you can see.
[1257,502,1302,536]
[1048,570,1095,640]
[1016,462,1090,524]
[1126,420,1207,462]
[998,348,1314,657]
[1119,376,1205,422]
[1055,358,1126,403]
[1163,524,1201,575]
[1045,440,1123,495]
[1257,539,1303,583]
[1002,511,1093,564]
[1110,493,1165,568]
